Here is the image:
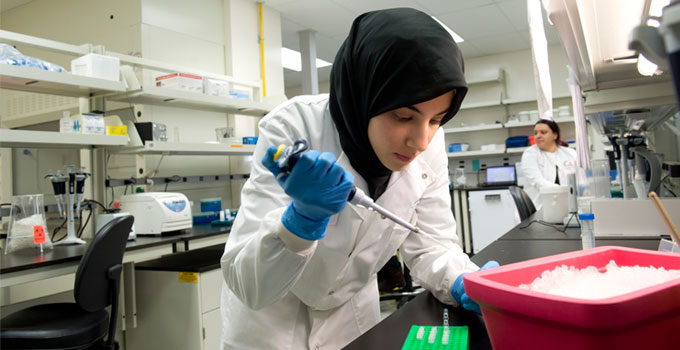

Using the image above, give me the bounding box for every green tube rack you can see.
[401,325,468,350]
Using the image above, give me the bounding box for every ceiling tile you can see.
[472,32,530,56]
[416,0,496,15]
[496,0,528,31]
[273,0,356,37]
[328,0,428,16]
[456,41,485,59]
[437,4,517,40]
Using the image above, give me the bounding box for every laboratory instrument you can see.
[273,139,420,233]
[51,165,88,245]
[119,192,192,235]
[45,170,67,218]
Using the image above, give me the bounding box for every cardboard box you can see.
[204,78,230,97]
[71,53,120,81]
[155,73,203,93]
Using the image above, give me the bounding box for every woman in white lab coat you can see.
[220,8,496,349]
[521,119,577,209]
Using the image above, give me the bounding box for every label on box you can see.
[156,73,203,93]
[107,125,128,136]
[33,225,46,244]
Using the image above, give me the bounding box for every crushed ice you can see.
[519,260,680,299]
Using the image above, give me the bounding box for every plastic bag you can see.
[0,43,65,72]
[4,194,54,254]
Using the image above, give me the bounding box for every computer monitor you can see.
[485,166,517,186]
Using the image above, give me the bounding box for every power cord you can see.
[164,175,182,192]
[519,215,580,233]
[51,218,67,241]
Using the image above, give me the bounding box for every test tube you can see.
[428,327,437,344]
[416,326,425,340]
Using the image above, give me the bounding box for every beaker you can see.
[5,194,52,254]
[452,168,466,188]
[589,159,611,198]
[215,127,234,142]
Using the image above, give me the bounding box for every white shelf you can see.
[459,100,501,110]
[553,116,575,123]
[111,141,255,156]
[443,123,504,134]
[503,120,536,128]
[447,148,506,159]
[501,93,571,105]
[506,146,530,154]
[0,129,128,149]
[467,69,504,85]
[107,87,276,117]
[0,64,126,97]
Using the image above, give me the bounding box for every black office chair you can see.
[1,215,134,350]
[508,186,536,221]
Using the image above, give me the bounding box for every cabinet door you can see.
[468,189,520,253]
[200,269,222,312]
[202,308,222,350]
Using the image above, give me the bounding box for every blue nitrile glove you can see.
[452,260,500,314]
[262,145,354,240]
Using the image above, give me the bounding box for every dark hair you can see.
[535,119,568,147]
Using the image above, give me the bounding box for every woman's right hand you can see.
[262,145,354,240]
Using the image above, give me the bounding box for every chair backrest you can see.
[520,188,536,215]
[508,186,533,221]
[74,215,133,312]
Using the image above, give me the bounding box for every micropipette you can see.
[272,139,420,233]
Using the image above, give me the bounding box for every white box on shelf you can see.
[155,73,203,93]
[204,78,230,97]
[72,113,106,135]
[71,53,120,81]
[480,144,505,151]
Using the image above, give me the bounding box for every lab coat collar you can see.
[336,152,369,221]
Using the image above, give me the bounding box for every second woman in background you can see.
[521,119,576,209]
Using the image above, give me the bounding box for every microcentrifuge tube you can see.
[416,326,425,340]
[442,327,450,345]
[428,327,437,344]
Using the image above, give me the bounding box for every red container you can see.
[464,246,680,350]
[528,135,535,145]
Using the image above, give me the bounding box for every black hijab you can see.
[329,8,468,198]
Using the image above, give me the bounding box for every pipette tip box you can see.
[401,325,468,350]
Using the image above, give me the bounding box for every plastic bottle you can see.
[578,213,595,249]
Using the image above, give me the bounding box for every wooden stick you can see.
[648,192,680,246]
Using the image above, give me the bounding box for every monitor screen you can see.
[486,166,516,184]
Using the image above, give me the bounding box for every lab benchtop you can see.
[344,212,663,350]
[0,224,229,274]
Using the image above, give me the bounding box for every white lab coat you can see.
[520,144,577,210]
[220,94,478,350]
